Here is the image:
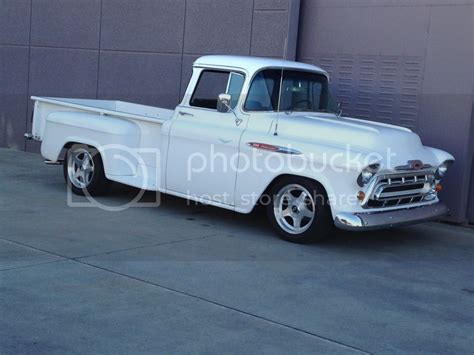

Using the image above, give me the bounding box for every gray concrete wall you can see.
[298,0,474,222]
[0,0,299,152]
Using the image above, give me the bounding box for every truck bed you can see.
[32,97,174,123]
[30,96,173,190]
[30,97,175,143]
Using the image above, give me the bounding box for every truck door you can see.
[166,69,246,206]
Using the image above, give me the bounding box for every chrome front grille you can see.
[364,171,436,208]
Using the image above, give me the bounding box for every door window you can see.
[227,73,245,109]
[190,70,244,110]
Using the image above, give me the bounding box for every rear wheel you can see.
[63,144,110,196]
[266,177,332,243]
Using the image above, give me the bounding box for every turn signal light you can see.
[435,183,443,192]
[357,191,366,201]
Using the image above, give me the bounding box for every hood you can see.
[277,113,450,169]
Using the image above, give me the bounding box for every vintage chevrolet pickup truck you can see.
[27,55,454,243]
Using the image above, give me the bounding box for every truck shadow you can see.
[108,183,431,250]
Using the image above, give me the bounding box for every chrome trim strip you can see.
[246,142,302,155]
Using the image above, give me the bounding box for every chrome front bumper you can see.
[334,203,448,231]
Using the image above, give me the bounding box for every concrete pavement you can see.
[0,148,473,353]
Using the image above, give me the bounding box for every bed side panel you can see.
[41,112,141,176]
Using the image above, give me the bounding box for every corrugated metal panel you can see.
[300,54,425,131]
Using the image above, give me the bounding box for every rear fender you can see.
[41,112,141,176]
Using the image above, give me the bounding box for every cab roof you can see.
[194,55,328,77]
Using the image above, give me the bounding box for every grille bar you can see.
[377,188,425,199]
[364,170,435,209]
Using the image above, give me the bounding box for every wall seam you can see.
[178,0,187,101]
[24,44,182,55]
[417,5,432,136]
[284,0,292,59]
[254,9,288,12]
[24,0,33,151]
[286,0,301,60]
[249,0,255,55]
[96,0,104,99]
[314,3,473,9]
[0,43,31,48]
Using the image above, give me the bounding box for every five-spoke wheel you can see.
[67,148,95,189]
[274,184,315,235]
[63,144,110,196]
[266,177,331,243]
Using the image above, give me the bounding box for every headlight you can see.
[435,160,453,179]
[357,163,380,187]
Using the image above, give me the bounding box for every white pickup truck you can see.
[27,55,454,243]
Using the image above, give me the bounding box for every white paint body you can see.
[30,55,454,224]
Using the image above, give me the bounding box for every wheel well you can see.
[60,142,75,160]
[255,174,330,210]
[61,142,99,159]
[63,142,75,149]
[62,141,75,153]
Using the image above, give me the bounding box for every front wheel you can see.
[266,177,332,243]
[63,144,110,196]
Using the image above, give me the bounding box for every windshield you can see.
[245,69,338,113]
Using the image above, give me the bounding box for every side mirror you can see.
[217,93,232,113]
[217,93,243,126]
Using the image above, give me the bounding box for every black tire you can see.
[63,144,110,196]
[266,176,332,243]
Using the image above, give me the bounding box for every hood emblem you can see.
[395,160,430,171]
[408,160,424,170]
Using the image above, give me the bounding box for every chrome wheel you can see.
[274,184,316,235]
[67,148,95,189]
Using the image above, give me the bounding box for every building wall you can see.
[468,106,474,223]
[298,0,474,222]
[0,0,299,152]
[1,0,473,222]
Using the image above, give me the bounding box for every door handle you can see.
[235,117,243,126]
[179,111,194,117]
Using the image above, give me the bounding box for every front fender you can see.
[424,146,455,166]
[234,142,364,217]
